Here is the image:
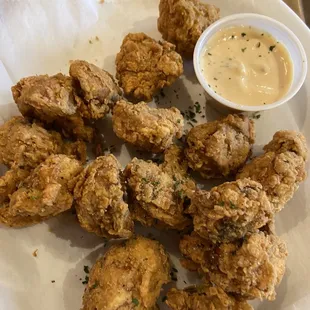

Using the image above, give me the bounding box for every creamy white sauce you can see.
[200,26,293,106]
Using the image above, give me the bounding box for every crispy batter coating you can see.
[180,232,288,300]
[0,168,30,204]
[0,116,86,169]
[166,285,253,310]
[263,130,308,160]
[124,145,195,230]
[69,60,122,119]
[0,155,82,227]
[158,0,220,58]
[82,236,170,310]
[185,114,255,179]
[116,33,183,102]
[238,131,308,212]
[112,100,184,153]
[11,73,93,141]
[189,178,274,243]
[74,155,134,239]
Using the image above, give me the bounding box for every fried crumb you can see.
[33,249,38,257]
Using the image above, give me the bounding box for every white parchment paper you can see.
[0,0,310,309]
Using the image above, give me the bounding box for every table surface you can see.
[284,0,310,25]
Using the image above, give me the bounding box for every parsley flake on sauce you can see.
[269,45,276,52]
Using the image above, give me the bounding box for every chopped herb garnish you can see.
[90,280,99,290]
[82,276,89,285]
[208,52,212,56]
[229,77,231,80]
[191,119,197,123]
[241,32,246,37]
[187,122,194,127]
[132,298,139,306]
[241,48,247,53]
[214,77,218,81]
[152,181,160,186]
[259,55,262,57]
[30,196,38,200]
[219,201,225,207]
[162,296,168,302]
[261,33,264,36]
[194,102,201,113]
[208,84,211,87]
[171,276,178,281]
[142,178,148,183]
[51,280,55,283]
[172,267,178,273]
[256,42,261,48]
[230,201,237,209]
[177,119,181,123]
[269,45,276,52]
[231,35,236,39]
[84,265,90,274]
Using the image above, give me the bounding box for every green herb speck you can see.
[90,280,99,290]
[84,265,90,274]
[162,296,168,302]
[256,42,261,48]
[208,52,212,56]
[82,276,89,285]
[269,45,276,52]
[219,201,225,207]
[132,298,139,306]
[230,201,237,209]
[172,267,178,273]
[241,48,247,53]
[241,32,246,37]
[177,119,181,123]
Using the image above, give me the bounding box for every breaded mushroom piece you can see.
[124,145,196,230]
[69,60,123,119]
[0,168,30,204]
[11,73,94,141]
[74,155,134,239]
[185,114,255,179]
[158,0,220,58]
[112,100,184,153]
[189,178,274,243]
[238,131,307,212]
[263,130,308,160]
[179,232,288,301]
[0,116,86,169]
[82,236,170,310]
[116,33,183,102]
[0,155,82,227]
[166,285,253,310]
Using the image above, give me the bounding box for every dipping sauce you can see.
[200,26,293,106]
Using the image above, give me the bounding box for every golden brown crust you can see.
[69,60,122,119]
[179,232,288,301]
[124,146,196,230]
[0,168,30,204]
[112,100,184,153]
[158,0,220,58]
[238,151,306,212]
[263,130,308,160]
[11,73,93,141]
[82,236,170,310]
[74,155,134,239]
[189,178,274,243]
[0,155,83,227]
[185,114,255,179]
[116,33,183,102]
[0,116,86,168]
[166,285,253,310]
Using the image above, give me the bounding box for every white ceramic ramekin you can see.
[193,13,308,112]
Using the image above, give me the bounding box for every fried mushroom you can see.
[158,0,220,57]
[189,178,274,243]
[82,236,170,310]
[180,231,288,301]
[112,100,184,153]
[124,145,195,230]
[11,73,93,141]
[0,155,82,227]
[116,33,183,102]
[74,155,134,239]
[69,60,122,119]
[185,114,255,178]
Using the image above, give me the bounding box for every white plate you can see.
[0,1,309,309]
